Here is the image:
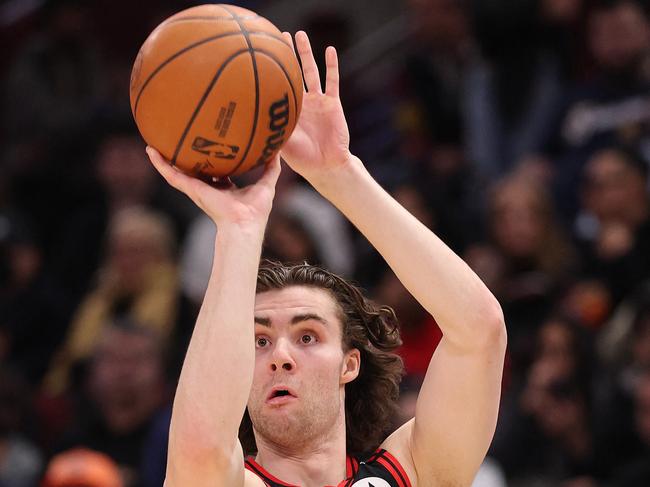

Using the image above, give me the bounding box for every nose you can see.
[269,338,296,372]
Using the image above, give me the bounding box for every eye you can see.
[300,333,316,344]
[256,337,270,348]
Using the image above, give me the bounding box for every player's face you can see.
[248,285,360,450]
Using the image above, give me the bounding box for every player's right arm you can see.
[146,148,280,487]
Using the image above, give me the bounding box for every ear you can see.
[340,348,360,385]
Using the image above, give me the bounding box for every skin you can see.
[150,31,507,487]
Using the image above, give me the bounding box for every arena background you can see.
[1,0,650,486]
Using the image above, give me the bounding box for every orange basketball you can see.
[129,4,303,179]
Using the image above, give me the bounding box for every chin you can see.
[261,418,313,449]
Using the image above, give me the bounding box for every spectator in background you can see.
[576,146,650,304]
[264,211,323,266]
[596,282,650,371]
[53,322,169,487]
[2,0,105,143]
[50,128,196,300]
[414,141,484,253]
[591,291,650,480]
[610,366,650,486]
[492,316,597,486]
[388,1,482,244]
[0,213,70,386]
[44,206,193,395]
[0,368,43,487]
[546,0,650,217]
[90,130,196,239]
[465,0,581,180]
[178,214,216,309]
[396,0,472,161]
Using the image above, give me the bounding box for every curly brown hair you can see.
[238,260,404,457]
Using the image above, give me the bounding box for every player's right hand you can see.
[146,147,281,230]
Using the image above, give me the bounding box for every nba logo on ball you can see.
[350,478,392,487]
[129,4,303,179]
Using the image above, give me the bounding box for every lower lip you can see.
[266,395,297,405]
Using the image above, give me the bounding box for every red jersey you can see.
[244,449,412,487]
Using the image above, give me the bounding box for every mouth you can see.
[266,386,297,404]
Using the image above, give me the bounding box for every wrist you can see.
[215,221,266,247]
[306,154,366,197]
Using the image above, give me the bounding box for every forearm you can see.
[170,225,263,457]
[314,157,504,349]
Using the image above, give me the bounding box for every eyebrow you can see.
[254,313,329,327]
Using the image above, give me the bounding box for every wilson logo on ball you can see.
[257,94,290,166]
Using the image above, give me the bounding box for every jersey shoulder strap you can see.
[347,449,412,487]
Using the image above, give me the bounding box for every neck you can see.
[254,407,348,486]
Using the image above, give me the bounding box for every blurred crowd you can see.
[1,0,649,486]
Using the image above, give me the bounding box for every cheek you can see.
[303,353,346,388]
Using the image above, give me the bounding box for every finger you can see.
[295,31,322,94]
[146,146,193,193]
[282,31,303,92]
[325,46,339,98]
[282,31,296,56]
[257,154,282,190]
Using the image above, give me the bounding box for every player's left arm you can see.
[318,159,506,487]
[280,31,507,487]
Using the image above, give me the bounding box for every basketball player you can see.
[146,31,507,487]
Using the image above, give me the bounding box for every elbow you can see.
[443,296,507,353]
[461,296,507,352]
[483,298,507,351]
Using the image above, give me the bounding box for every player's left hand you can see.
[279,31,354,188]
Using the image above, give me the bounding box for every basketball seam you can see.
[133,31,244,117]
[170,49,249,166]
[220,4,261,177]
[253,48,299,131]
